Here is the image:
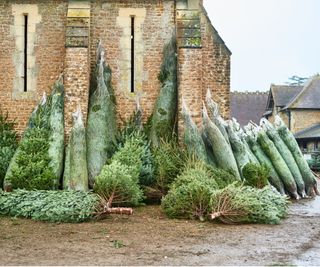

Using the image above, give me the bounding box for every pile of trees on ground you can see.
[0,39,317,224]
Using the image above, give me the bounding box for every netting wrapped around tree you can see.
[64,105,88,191]
[181,98,207,162]
[201,131,217,167]
[205,89,230,145]
[48,78,65,188]
[202,104,241,180]
[226,120,251,178]
[261,118,306,198]
[87,43,117,188]
[245,129,285,195]
[236,126,260,164]
[149,37,177,147]
[275,115,319,196]
[257,127,299,199]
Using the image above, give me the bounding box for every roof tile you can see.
[231,91,268,126]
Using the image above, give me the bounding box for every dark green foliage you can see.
[210,184,288,224]
[112,136,144,183]
[150,37,178,147]
[161,161,238,221]
[8,128,55,190]
[116,110,155,186]
[93,125,147,206]
[117,109,143,147]
[134,135,155,186]
[205,165,239,189]
[118,133,154,186]
[27,94,52,130]
[87,46,117,187]
[152,140,187,194]
[307,152,320,170]
[245,132,285,195]
[4,96,56,190]
[182,160,238,189]
[0,112,18,188]
[94,161,143,207]
[0,190,98,223]
[242,163,269,189]
[162,163,219,221]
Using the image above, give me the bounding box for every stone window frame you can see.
[116,8,146,97]
[11,4,41,100]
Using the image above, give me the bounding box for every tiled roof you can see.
[270,85,303,107]
[231,91,269,127]
[286,75,320,109]
[294,123,320,139]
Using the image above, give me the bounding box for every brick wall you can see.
[291,110,320,133]
[201,10,231,120]
[0,0,67,134]
[64,48,90,137]
[0,0,232,139]
[178,48,203,136]
[90,0,175,126]
[268,108,290,127]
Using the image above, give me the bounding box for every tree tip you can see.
[274,115,285,128]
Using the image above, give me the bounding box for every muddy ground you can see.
[1,196,320,266]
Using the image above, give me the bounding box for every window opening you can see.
[130,16,135,93]
[24,14,28,92]
[303,142,307,151]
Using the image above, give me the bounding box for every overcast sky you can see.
[203,0,320,92]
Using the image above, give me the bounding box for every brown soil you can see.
[1,197,320,266]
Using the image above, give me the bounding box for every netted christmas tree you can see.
[63,105,89,191]
[149,37,178,147]
[87,42,117,188]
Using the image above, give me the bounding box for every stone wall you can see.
[201,9,231,119]
[0,0,67,134]
[178,48,203,135]
[267,109,320,134]
[176,1,231,137]
[291,109,320,133]
[268,108,290,128]
[0,0,231,139]
[64,48,89,136]
[90,0,175,126]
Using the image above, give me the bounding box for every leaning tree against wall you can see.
[149,37,178,147]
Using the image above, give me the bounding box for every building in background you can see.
[264,75,320,156]
[230,91,268,127]
[0,0,231,136]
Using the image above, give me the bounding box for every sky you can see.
[203,0,320,92]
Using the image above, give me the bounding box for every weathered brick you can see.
[0,0,231,140]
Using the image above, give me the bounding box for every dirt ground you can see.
[1,195,320,266]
